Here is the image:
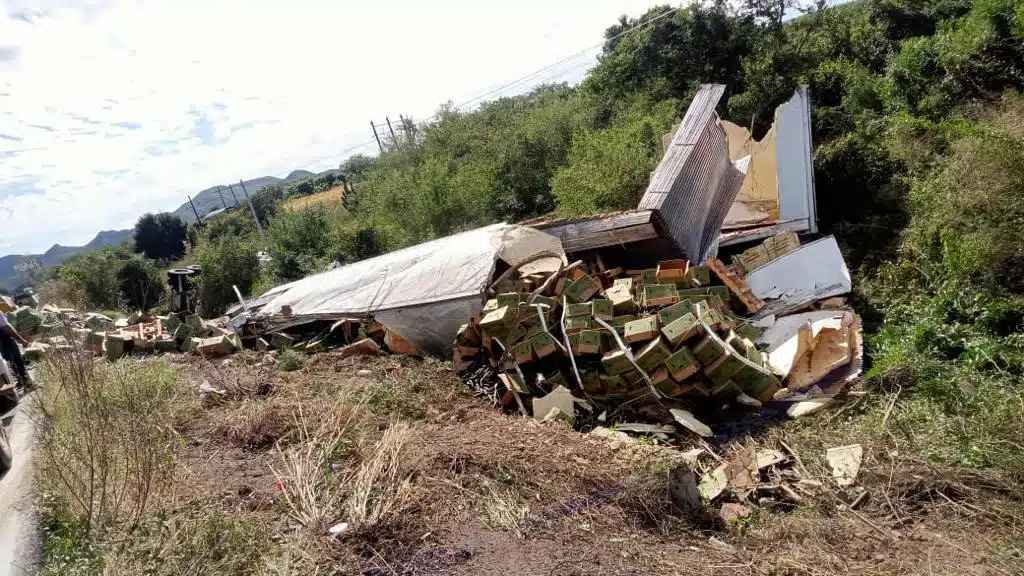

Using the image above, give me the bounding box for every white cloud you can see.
[0,0,667,254]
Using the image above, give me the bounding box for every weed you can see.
[104,505,276,576]
[270,407,352,529]
[33,350,184,538]
[216,399,294,450]
[277,349,308,372]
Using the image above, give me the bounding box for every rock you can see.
[668,466,703,516]
[357,369,372,376]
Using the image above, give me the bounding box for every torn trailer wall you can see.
[576,85,816,263]
[639,84,749,264]
[721,86,817,237]
[254,223,566,356]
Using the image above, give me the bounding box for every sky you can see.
[0,0,671,255]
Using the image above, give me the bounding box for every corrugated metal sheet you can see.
[639,84,748,262]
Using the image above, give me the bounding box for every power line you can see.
[280,5,683,173]
[449,5,681,111]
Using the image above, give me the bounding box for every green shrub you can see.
[117,256,166,311]
[197,239,260,317]
[552,114,664,217]
[200,211,257,244]
[277,349,308,372]
[265,206,342,281]
[56,248,133,310]
[250,184,284,225]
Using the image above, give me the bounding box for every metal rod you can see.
[238,179,264,237]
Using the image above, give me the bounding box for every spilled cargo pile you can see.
[9,306,246,362]
[454,230,862,439]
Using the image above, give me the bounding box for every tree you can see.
[133,212,187,261]
[117,256,165,311]
[56,247,133,310]
[251,184,284,225]
[340,154,377,183]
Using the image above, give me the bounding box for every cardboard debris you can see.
[669,408,712,438]
[826,444,863,487]
[532,385,575,425]
[787,397,835,418]
[336,338,382,359]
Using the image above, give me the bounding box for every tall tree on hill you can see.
[133,212,187,262]
[340,154,377,182]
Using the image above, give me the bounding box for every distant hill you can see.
[171,170,316,224]
[0,167,338,290]
[0,228,133,291]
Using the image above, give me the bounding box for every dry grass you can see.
[479,480,530,536]
[343,421,420,529]
[283,187,344,211]
[35,349,1024,575]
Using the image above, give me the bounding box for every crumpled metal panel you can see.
[639,84,749,262]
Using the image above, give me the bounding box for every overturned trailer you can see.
[253,224,566,356]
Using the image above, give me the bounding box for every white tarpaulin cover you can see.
[255,223,565,355]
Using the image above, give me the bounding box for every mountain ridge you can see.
[0,168,336,290]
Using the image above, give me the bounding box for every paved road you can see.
[0,400,38,576]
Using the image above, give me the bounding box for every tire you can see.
[0,424,11,474]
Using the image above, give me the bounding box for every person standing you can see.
[0,312,30,389]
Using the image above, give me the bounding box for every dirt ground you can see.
[159,351,1024,576]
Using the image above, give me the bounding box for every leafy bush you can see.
[265,206,341,281]
[277,349,308,372]
[117,256,166,311]
[552,107,672,216]
[200,211,257,244]
[197,239,260,317]
[56,248,133,310]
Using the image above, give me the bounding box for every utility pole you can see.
[385,116,397,144]
[187,195,202,222]
[227,183,239,206]
[238,179,265,239]
[370,121,383,152]
[216,186,228,210]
